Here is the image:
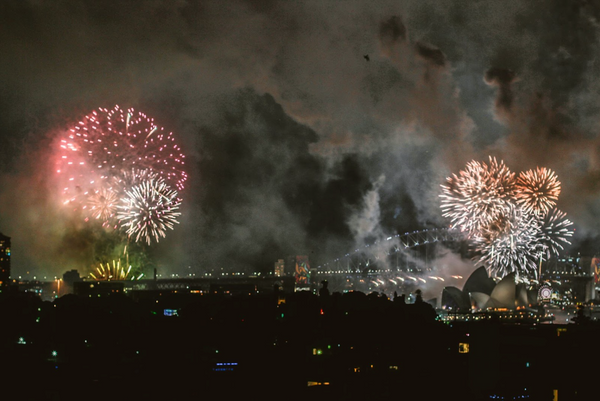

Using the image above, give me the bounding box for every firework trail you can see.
[440,158,574,279]
[117,177,182,245]
[89,259,144,281]
[515,167,561,215]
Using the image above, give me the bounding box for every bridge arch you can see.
[317,228,465,273]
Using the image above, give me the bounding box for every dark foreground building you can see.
[0,287,597,401]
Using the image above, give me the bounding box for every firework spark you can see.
[515,167,561,215]
[117,177,182,245]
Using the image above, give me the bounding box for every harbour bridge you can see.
[316,227,466,274]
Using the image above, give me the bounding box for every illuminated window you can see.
[458,343,469,353]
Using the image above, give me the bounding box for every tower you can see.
[0,233,11,287]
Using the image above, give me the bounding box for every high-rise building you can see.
[274,259,285,277]
[0,232,11,286]
[62,269,81,285]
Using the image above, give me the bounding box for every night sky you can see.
[2,1,600,280]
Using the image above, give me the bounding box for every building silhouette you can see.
[0,232,10,287]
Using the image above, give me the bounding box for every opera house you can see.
[441,266,540,313]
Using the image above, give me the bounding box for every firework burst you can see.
[88,187,118,223]
[472,206,540,278]
[117,177,182,245]
[440,158,574,279]
[113,168,158,191]
[440,157,515,235]
[56,106,187,244]
[537,208,573,256]
[515,167,561,215]
[56,105,187,214]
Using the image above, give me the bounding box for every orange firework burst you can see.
[515,167,561,215]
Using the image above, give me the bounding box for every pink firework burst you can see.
[56,105,187,225]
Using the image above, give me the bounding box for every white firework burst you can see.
[88,187,119,222]
[440,157,515,235]
[117,178,182,245]
[472,206,540,278]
